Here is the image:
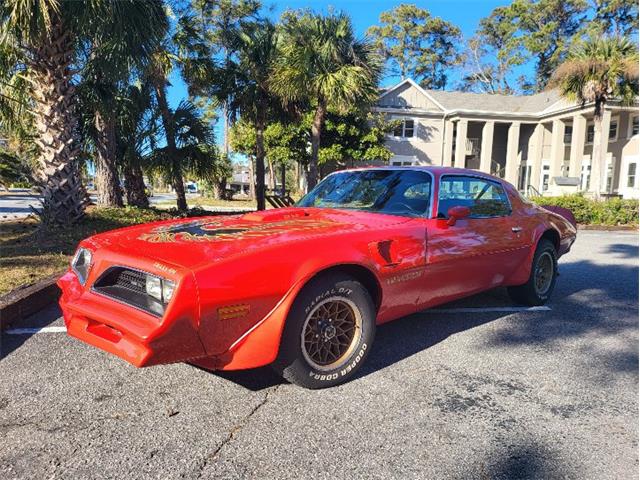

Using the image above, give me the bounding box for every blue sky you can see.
[167,0,510,142]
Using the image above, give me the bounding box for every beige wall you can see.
[385,114,443,165]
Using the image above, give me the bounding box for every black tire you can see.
[507,238,558,306]
[272,273,376,389]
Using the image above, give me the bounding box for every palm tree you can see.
[80,0,167,207]
[147,100,220,202]
[550,36,638,199]
[273,11,382,189]
[192,0,260,156]
[146,12,217,211]
[230,20,280,210]
[0,0,165,225]
[116,83,158,208]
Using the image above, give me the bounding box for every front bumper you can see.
[58,270,206,367]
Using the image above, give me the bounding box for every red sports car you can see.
[58,167,577,388]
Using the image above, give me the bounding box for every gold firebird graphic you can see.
[138,218,337,243]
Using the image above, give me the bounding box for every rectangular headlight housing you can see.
[145,274,175,304]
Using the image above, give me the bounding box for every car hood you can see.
[87,207,412,270]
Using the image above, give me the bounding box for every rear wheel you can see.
[273,273,376,389]
[508,238,558,306]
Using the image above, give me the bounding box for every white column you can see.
[529,124,545,193]
[479,121,494,173]
[590,110,612,196]
[504,122,521,184]
[549,119,565,179]
[454,119,468,168]
[569,114,586,178]
[442,119,454,167]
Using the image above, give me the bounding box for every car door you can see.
[420,174,523,306]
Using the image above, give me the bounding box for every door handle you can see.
[512,226,523,233]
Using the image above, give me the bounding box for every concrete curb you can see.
[0,273,62,331]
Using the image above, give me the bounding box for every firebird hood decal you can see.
[138,218,338,243]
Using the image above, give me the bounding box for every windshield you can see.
[297,169,432,217]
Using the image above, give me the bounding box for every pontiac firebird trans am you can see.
[58,167,577,389]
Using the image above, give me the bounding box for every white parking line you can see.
[4,306,551,335]
[5,326,67,335]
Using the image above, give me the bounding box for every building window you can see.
[585,120,618,143]
[586,124,594,143]
[609,120,618,141]
[542,164,550,192]
[393,118,415,138]
[563,125,573,144]
[628,163,637,188]
[630,115,639,137]
[581,164,591,191]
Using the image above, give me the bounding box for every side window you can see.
[438,176,511,218]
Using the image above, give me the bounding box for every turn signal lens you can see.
[162,280,175,302]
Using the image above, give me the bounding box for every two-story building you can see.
[374,78,639,199]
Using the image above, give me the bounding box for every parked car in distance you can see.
[58,167,577,388]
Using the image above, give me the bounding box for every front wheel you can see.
[508,238,558,306]
[272,273,376,389]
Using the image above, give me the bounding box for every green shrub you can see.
[530,194,639,226]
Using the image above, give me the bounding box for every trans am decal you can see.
[138,218,336,243]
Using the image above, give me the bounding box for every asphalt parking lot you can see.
[1,230,638,479]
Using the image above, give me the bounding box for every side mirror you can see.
[447,206,471,226]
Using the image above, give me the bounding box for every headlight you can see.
[71,248,92,285]
[145,275,162,300]
[145,274,175,304]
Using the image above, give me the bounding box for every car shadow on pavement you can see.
[0,303,62,361]
[207,366,284,390]
[357,259,638,383]
[194,258,638,391]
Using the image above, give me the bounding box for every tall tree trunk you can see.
[94,110,123,207]
[217,178,228,200]
[223,101,230,156]
[255,112,266,211]
[591,113,605,200]
[267,158,275,190]
[309,97,327,190]
[281,163,286,197]
[152,72,188,211]
[123,164,149,208]
[30,16,88,226]
[248,157,256,200]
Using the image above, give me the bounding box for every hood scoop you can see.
[241,208,310,223]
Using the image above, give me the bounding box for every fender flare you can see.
[202,259,381,371]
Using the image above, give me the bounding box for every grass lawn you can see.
[0,206,173,297]
[155,196,258,209]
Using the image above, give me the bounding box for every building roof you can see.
[426,88,562,114]
[377,78,570,116]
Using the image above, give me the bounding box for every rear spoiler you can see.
[540,205,577,228]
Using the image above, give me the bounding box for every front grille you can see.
[112,269,146,295]
[93,267,165,317]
